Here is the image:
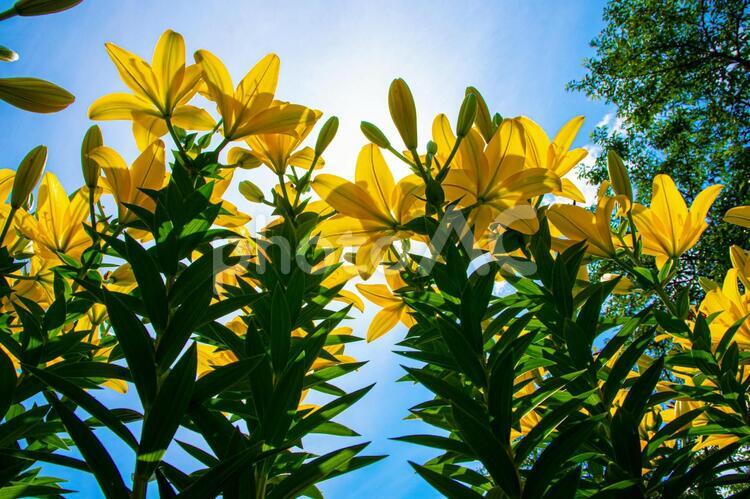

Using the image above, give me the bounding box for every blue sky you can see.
[1,0,611,496]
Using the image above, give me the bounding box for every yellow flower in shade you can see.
[356,271,416,341]
[316,249,365,312]
[439,118,562,238]
[16,173,95,260]
[9,256,54,306]
[89,30,214,150]
[312,144,424,279]
[88,141,166,224]
[724,205,750,228]
[519,115,588,203]
[196,343,239,378]
[632,175,722,268]
[194,50,317,142]
[547,182,621,258]
[699,260,750,349]
[243,110,323,174]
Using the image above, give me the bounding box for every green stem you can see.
[0,206,18,247]
[437,135,464,179]
[132,473,148,499]
[277,172,296,227]
[165,118,192,169]
[387,146,415,167]
[292,154,320,208]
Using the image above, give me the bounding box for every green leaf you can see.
[124,233,168,332]
[178,443,283,499]
[601,332,652,405]
[46,394,129,499]
[552,257,573,318]
[191,356,260,404]
[514,397,585,465]
[452,404,520,498]
[267,443,369,499]
[522,422,594,499]
[0,346,16,419]
[103,290,157,408]
[156,281,212,369]
[28,366,138,449]
[136,344,197,480]
[269,285,291,371]
[410,461,484,498]
[288,385,373,441]
[393,434,472,455]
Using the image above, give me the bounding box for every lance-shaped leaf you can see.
[136,344,197,480]
[47,394,130,499]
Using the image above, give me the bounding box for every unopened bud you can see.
[315,116,338,156]
[238,180,264,203]
[11,145,47,208]
[360,121,390,148]
[607,149,633,201]
[456,93,477,138]
[465,87,493,142]
[426,141,438,155]
[0,46,19,62]
[388,78,418,149]
[81,125,102,189]
[13,0,82,16]
[0,77,74,113]
[227,147,261,169]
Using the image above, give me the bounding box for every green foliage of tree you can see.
[569,0,750,287]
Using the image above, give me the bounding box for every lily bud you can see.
[465,87,493,142]
[456,93,477,138]
[388,78,418,149]
[0,77,74,113]
[238,180,265,203]
[360,121,390,148]
[315,116,339,156]
[13,0,82,16]
[0,46,19,62]
[81,125,103,189]
[11,145,47,208]
[426,141,438,156]
[607,150,633,201]
[227,147,262,169]
[492,112,503,128]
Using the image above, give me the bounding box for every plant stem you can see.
[165,118,191,169]
[292,154,320,208]
[0,206,18,247]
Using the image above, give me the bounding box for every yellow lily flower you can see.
[312,144,424,278]
[440,119,562,238]
[243,110,323,174]
[89,141,166,225]
[9,256,54,307]
[89,30,214,150]
[632,175,722,268]
[724,205,750,228]
[356,271,416,341]
[699,263,750,349]
[16,173,94,260]
[519,115,588,202]
[547,182,621,257]
[194,50,317,142]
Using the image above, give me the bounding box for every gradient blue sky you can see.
[1,1,611,496]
